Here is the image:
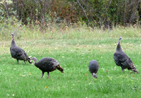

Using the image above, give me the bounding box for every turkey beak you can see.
[94,76,97,79]
[62,71,64,73]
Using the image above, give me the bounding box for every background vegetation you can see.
[0,0,141,29]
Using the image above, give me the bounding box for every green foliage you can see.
[0,3,6,21]
[1,0,140,27]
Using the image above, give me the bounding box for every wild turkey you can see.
[114,37,139,73]
[10,33,31,64]
[89,60,99,78]
[31,57,64,79]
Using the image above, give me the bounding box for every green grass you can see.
[0,26,141,98]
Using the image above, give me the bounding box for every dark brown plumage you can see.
[114,37,139,73]
[31,57,64,79]
[10,33,31,64]
[89,60,99,78]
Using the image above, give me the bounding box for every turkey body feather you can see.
[114,37,139,73]
[10,33,31,64]
[35,58,59,72]
[32,57,64,79]
[89,60,99,78]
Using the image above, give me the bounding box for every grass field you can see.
[0,26,141,98]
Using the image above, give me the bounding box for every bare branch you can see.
[33,0,39,3]
[76,0,90,26]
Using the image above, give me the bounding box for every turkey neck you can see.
[33,61,39,68]
[11,39,17,47]
[116,40,122,51]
